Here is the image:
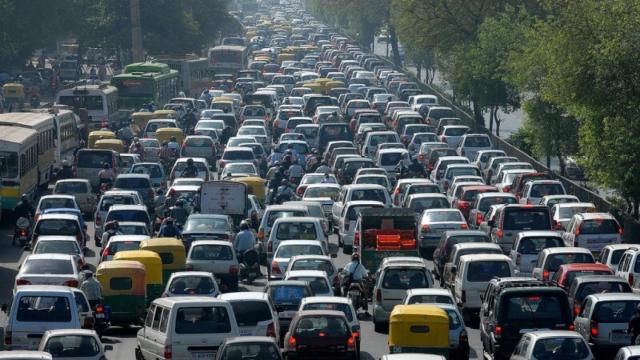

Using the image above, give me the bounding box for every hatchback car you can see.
[130,162,166,188]
[186,240,239,291]
[93,190,142,241]
[181,135,217,164]
[52,179,95,217]
[417,209,468,258]
[181,214,235,248]
[38,329,109,360]
[35,195,79,221]
[163,271,220,297]
[285,270,333,297]
[264,280,314,338]
[31,236,85,270]
[510,330,592,360]
[218,292,280,342]
[215,336,283,360]
[99,234,148,262]
[269,240,327,281]
[113,173,154,209]
[283,310,357,360]
[286,255,340,296]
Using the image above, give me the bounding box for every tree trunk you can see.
[489,105,494,133]
[388,24,402,67]
[546,155,551,168]
[472,99,484,131]
[558,154,566,176]
[416,63,422,81]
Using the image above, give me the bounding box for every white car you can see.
[402,288,456,305]
[510,330,593,360]
[163,271,219,297]
[14,254,82,295]
[31,236,85,270]
[35,195,79,220]
[100,234,148,262]
[38,329,110,360]
[284,270,333,296]
[93,190,142,242]
[268,240,327,281]
[266,217,327,264]
[218,292,280,343]
[186,240,239,292]
[338,201,385,254]
[220,162,259,179]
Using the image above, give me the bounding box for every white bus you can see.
[0,126,39,210]
[158,56,211,97]
[56,83,119,130]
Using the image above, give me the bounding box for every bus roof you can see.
[123,61,172,74]
[0,111,57,133]
[209,45,248,52]
[57,83,118,96]
[0,125,38,145]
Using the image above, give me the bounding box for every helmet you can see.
[170,136,177,141]
[240,220,250,230]
[62,159,70,167]
[83,270,93,280]
[351,253,360,261]
[105,220,119,230]
[20,194,29,202]
[175,199,184,207]
[133,137,139,143]
[324,172,330,177]
[281,178,289,185]
[187,158,194,165]
[102,162,110,169]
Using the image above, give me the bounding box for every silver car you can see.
[181,135,216,164]
[186,240,239,292]
[93,190,142,242]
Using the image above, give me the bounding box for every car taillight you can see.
[219,160,225,168]
[426,117,433,125]
[271,261,281,274]
[575,227,581,236]
[164,344,172,359]
[418,154,425,161]
[459,329,468,344]
[553,221,562,230]
[574,304,581,316]
[502,186,510,192]
[354,232,360,246]
[421,224,430,233]
[95,214,101,226]
[64,279,79,288]
[441,135,447,143]
[495,324,502,338]
[476,213,484,226]
[4,331,11,345]
[496,229,503,238]
[460,223,468,229]
[347,334,356,349]
[619,226,624,235]
[267,241,273,252]
[629,273,635,286]
[297,186,305,196]
[568,323,575,331]
[590,321,598,337]
[96,304,105,313]
[16,279,31,286]
[229,265,239,274]
[19,230,27,237]
[258,229,265,240]
[266,322,276,338]
[376,289,381,302]
[543,270,550,280]
[83,316,95,329]
[458,201,469,210]
[288,335,297,348]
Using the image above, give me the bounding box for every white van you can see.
[453,254,514,318]
[136,297,239,360]
[4,286,83,350]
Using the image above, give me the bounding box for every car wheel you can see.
[135,347,144,360]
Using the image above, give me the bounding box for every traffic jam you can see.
[0,1,638,360]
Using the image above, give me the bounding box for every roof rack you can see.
[491,277,555,289]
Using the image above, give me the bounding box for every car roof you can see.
[452,243,502,251]
[26,253,74,261]
[543,246,593,254]
[222,336,278,345]
[13,285,76,294]
[55,178,90,184]
[153,296,230,307]
[587,293,640,302]
[267,280,309,287]
[219,291,270,301]
[406,288,453,296]
[108,204,147,211]
[286,270,328,278]
[445,230,487,237]
[516,230,564,238]
[477,192,516,199]
[458,254,511,262]
[301,296,351,305]
[277,240,324,246]
[37,213,79,221]
[575,212,616,220]
[116,173,151,180]
[43,329,97,337]
[107,235,149,242]
[191,240,232,247]
[273,216,320,224]
[526,330,586,340]
[35,236,77,242]
[40,194,75,200]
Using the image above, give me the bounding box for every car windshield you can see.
[34,241,79,255]
[532,337,590,359]
[290,276,329,294]
[169,276,215,295]
[503,209,551,230]
[382,269,428,289]
[175,306,231,334]
[55,182,87,194]
[517,237,564,255]
[530,183,565,197]
[291,259,335,276]
[190,244,234,260]
[407,294,454,305]
[220,343,280,360]
[593,300,640,323]
[36,219,79,236]
[305,187,339,199]
[546,253,594,272]
[425,211,464,222]
[275,245,323,258]
[23,259,73,274]
[467,261,511,281]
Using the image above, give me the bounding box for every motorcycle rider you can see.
[80,270,103,308]
[168,136,179,154]
[327,111,339,122]
[268,167,284,204]
[157,142,171,167]
[406,157,428,177]
[315,160,331,174]
[158,217,181,238]
[321,172,336,183]
[117,120,136,144]
[342,253,369,302]
[275,178,295,203]
[14,194,35,222]
[181,158,199,178]
[58,159,73,179]
[100,220,119,247]
[287,158,304,184]
[97,162,116,183]
[170,199,189,226]
[234,220,257,261]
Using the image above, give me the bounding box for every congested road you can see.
[0,215,483,359]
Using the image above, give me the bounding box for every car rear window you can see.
[270,285,307,305]
[467,261,511,282]
[446,167,480,179]
[108,210,148,223]
[100,196,137,211]
[275,245,323,258]
[55,182,88,194]
[169,276,215,295]
[408,184,441,195]
[175,306,231,333]
[382,269,428,289]
[185,138,213,147]
[303,303,353,322]
[23,259,73,274]
[380,152,405,166]
[16,296,71,322]
[532,338,590,359]
[356,176,388,187]
[579,219,620,235]
[530,183,565,197]
[40,198,76,211]
[290,276,329,295]
[114,177,150,189]
[478,197,517,212]
[229,300,272,326]
[564,270,612,287]
[500,292,570,322]
[291,259,335,276]
[34,241,79,256]
[77,151,112,168]
[464,136,491,147]
[545,253,594,272]
[411,197,450,212]
[503,209,551,230]
[190,244,234,261]
[429,109,455,119]
[276,222,318,241]
[108,241,141,255]
[558,206,592,218]
[223,150,255,161]
[294,316,348,337]
[407,295,454,305]
[517,237,564,255]
[576,282,631,303]
[36,219,79,236]
[444,127,467,136]
[424,211,464,222]
[351,189,387,203]
[593,300,640,323]
[266,210,306,227]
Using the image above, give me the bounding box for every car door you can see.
[574,298,593,339]
[72,289,93,327]
[332,188,346,224]
[563,217,577,247]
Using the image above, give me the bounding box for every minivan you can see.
[489,204,552,253]
[113,174,154,209]
[136,297,239,360]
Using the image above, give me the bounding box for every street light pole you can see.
[130,0,143,62]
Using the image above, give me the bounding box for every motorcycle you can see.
[239,248,261,284]
[346,280,368,312]
[92,303,111,338]
[98,178,113,198]
[13,217,31,247]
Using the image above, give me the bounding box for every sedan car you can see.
[14,254,81,294]
[181,214,235,248]
[286,255,340,296]
[283,310,357,360]
[220,162,259,179]
[511,330,593,360]
[31,236,85,270]
[269,240,327,281]
[215,336,283,360]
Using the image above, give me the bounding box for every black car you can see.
[264,280,313,339]
[284,310,357,360]
[480,278,573,360]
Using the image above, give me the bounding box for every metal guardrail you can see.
[374,55,640,242]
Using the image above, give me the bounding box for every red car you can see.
[452,185,498,220]
[551,263,613,290]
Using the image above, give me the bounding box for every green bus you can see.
[110,61,180,109]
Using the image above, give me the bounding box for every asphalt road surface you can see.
[0,218,484,359]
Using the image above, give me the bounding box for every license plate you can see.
[279,311,295,318]
[191,352,214,359]
[240,329,252,336]
[95,313,105,319]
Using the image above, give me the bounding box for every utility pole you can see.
[130,0,143,62]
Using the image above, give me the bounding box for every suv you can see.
[489,204,552,253]
[562,212,623,253]
[113,174,154,209]
[480,278,573,360]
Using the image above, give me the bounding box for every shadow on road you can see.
[102,325,141,340]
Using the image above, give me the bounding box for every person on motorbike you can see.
[315,160,331,174]
[287,158,304,184]
[158,217,181,238]
[168,136,179,154]
[234,220,257,261]
[80,270,103,308]
[342,253,369,309]
[157,142,171,166]
[97,162,116,183]
[100,220,119,247]
[14,194,35,222]
[268,168,284,204]
[170,199,189,226]
[183,109,197,134]
[58,159,73,179]
[321,172,336,183]
[118,120,136,144]
[276,178,295,204]
[181,158,199,178]
[130,141,144,160]
[327,111,339,122]
[407,157,428,177]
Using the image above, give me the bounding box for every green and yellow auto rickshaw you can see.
[140,237,186,286]
[112,250,164,305]
[388,305,450,358]
[88,130,116,148]
[96,260,146,325]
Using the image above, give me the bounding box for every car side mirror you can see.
[104,344,113,352]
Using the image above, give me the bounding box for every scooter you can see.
[92,303,111,339]
[13,217,31,248]
[239,248,261,284]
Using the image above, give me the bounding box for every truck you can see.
[355,208,419,273]
[199,180,248,225]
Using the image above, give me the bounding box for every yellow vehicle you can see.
[2,83,25,111]
[388,305,450,357]
[232,176,266,203]
[303,82,323,94]
[155,127,185,146]
[210,99,235,114]
[325,80,346,92]
[131,112,154,134]
[152,109,178,120]
[94,139,125,153]
[96,260,147,325]
[113,250,164,305]
[88,130,116,148]
[277,53,295,64]
[140,237,186,285]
